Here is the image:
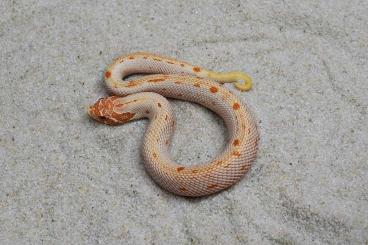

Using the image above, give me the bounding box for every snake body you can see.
[88,52,259,197]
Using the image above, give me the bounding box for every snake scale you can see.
[88,52,259,197]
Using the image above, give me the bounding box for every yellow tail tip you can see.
[234,77,252,91]
[207,71,253,92]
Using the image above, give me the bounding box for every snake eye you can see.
[98,116,107,120]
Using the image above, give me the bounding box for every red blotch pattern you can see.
[210,86,218,93]
[105,71,111,78]
[193,66,201,72]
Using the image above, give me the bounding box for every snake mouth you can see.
[87,105,101,121]
[87,104,116,125]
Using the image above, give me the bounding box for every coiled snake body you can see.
[88,52,259,197]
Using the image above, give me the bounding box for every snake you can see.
[88,52,259,197]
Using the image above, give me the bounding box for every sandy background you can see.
[0,0,367,244]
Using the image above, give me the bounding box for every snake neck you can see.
[136,93,180,177]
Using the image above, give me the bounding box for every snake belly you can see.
[88,52,260,197]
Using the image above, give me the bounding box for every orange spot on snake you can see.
[180,63,185,67]
[165,140,169,145]
[232,151,241,157]
[153,153,157,158]
[193,83,200,88]
[193,66,201,72]
[177,167,185,172]
[174,81,183,84]
[210,86,218,93]
[233,139,240,146]
[153,58,162,61]
[167,61,175,64]
[127,81,139,87]
[145,110,150,114]
[179,187,188,192]
[192,169,199,174]
[128,56,134,59]
[105,71,111,78]
[143,56,148,59]
[233,103,240,110]
[207,184,218,189]
[248,128,251,134]
[165,115,168,121]
[240,165,248,171]
[158,103,161,107]
[216,160,223,165]
[148,78,166,83]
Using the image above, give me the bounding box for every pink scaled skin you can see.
[88,52,259,197]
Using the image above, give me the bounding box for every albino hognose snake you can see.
[88,52,259,197]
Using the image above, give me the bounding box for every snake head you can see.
[88,96,135,125]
